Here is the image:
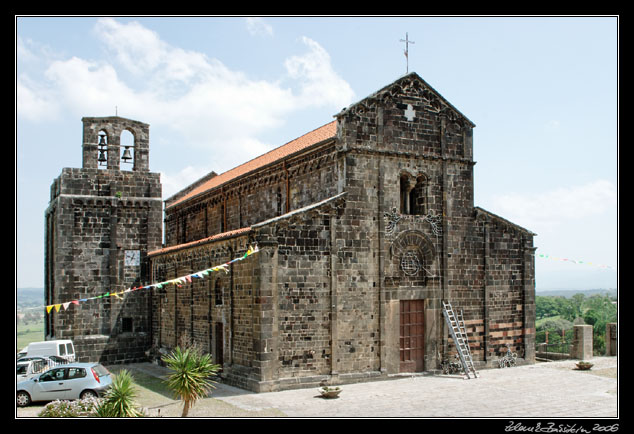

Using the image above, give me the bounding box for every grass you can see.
[106,365,286,417]
[16,319,44,352]
[107,366,175,401]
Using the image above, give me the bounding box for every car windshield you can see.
[17,364,28,374]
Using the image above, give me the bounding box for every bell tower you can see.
[45,116,163,364]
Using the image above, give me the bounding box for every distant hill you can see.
[536,288,617,298]
[16,288,44,308]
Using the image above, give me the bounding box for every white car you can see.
[16,363,112,407]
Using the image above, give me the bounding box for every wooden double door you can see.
[399,299,425,372]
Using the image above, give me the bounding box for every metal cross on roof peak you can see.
[400,32,415,73]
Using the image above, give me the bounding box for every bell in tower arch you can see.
[97,132,108,166]
[121,146,133,164]
[120,129,135,166]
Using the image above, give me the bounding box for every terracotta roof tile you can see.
[167,120,337,208]
[148,227,251,257]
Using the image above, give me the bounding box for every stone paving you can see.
[208,357,618,418]
[127,356,600,419]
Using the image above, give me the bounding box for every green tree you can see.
[162,346,220,417]
[536,296,564,320]
[561,294,585,322]
[95,369,145,417]
[582,294,617,354]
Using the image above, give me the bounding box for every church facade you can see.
[147,72,537,391]
[45,72,536,392]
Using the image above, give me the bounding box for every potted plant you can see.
[319,386,342,399]
[575,361,594,370]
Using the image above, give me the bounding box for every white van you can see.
[19,340,76,362]
[16,359,50,381]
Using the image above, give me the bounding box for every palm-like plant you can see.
[96,369,144,417]
[162,346,220,417]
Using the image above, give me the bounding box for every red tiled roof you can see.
[167,121,337,208]
[148,227,251,257]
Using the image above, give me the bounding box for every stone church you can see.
[45,72,536,392]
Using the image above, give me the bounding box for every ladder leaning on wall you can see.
[442,300,479,379]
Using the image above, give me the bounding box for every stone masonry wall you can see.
[164,144,338,247]
[149,234,258,387]
[45,116,162,364]
[273,210,333,378]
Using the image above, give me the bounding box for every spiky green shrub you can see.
[95,369,145,417]
[162,346,220,417]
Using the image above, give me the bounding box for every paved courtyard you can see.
[208,357,618,418]
[16,356,618,419]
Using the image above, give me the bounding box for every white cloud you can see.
[44,56,138,113]
[490,179,617,232]
[94,18,167,76]
[16,19,356,197]
[285,36,355,109]
[245,17,273,36]
[17,36,38,63]
[16,76,61,121]
[17,19,353,146]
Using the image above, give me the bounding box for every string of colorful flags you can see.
[44,245,259,314]
[536,253,616,271]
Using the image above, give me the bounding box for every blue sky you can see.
[16,16,618,291]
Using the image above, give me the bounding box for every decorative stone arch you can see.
[388,230,437,285]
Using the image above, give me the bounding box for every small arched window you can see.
[214,279,223,306]
[400,173,426,216]
[276,187,282,216]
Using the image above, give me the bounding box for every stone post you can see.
[571,324,593,360]
[605,323,617,356]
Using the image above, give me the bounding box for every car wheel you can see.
[16,391,31,407]
[80,390,98,400]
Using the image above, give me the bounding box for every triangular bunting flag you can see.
[44,247,260,314]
